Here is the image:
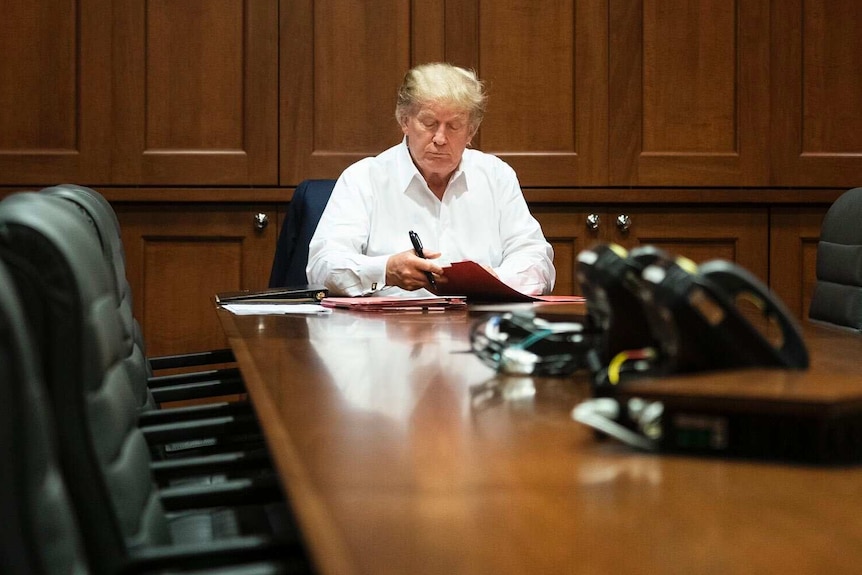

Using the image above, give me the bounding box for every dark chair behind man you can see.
[268,179,336,288]
[809,187,862,330]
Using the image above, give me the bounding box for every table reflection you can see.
[304,311,483,422]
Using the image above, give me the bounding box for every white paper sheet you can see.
[222,303,332,316]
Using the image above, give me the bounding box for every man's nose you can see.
[432,127,447,145]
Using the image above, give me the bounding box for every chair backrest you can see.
[809,187,862,329]
[40,185,158,410]
[40,184,156,411]
[0,193,171,575]
[0,259,91,575]
[268,179,336,288]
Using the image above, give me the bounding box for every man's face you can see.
[401,102,474,183]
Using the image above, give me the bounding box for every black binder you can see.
[215,285,328,304]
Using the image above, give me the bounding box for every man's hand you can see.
[386,249,443,290]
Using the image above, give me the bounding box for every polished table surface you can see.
[217,306,862,575]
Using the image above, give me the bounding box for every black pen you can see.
[408,230,437,289]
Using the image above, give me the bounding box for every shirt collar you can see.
[396,137,468,195]
[395,137,420,194]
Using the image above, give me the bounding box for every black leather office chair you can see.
[40,184,244,399]
[0,259,92,575]
[268,179,336,288]
[0,193,312,575]
[809,187,862,330]
[39,185,266,461]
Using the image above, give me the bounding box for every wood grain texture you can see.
[610,0,770,186]
[477,0,609,186]
[117,204,276,356]
[219,307,862,575]
[280,0,410,184]
[111,0,278,184]
[0,0,112,184]
[770,0,862,186]
[769,207,826,319]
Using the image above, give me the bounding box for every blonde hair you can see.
[395,62,487,133]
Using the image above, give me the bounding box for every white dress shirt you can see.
[307,138,556,297]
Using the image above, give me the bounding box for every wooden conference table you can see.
[217,304,862,575]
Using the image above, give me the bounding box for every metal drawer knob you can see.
[616,214,632,232]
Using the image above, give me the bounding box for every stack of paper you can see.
[222,303,332,316]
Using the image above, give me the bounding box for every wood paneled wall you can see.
[1,0,859,354]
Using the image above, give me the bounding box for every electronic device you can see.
[576,243,676,388]
[575,243,808,389]
[571,245,824,462]
[572,371,862,464]
[576,243,666,366]
[636,255,809,373]
[470,311,596,376]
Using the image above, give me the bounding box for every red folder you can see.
[434,260,584,303]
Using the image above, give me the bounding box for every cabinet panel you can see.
[0,0,111,184]
[112,0,278,185]
[474,0,609,186]
[532,205,768,296]
[116,205,276,356]
[533,208,597,295]
[280,0,412,184]
[770,0,862,186]
[280,0,608,187]
[609,207,769,283]
[769,207,827,320]
[609,0,770,186]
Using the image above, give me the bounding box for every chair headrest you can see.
[819,187,862,244]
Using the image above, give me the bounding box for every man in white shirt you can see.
[307,62,555,297]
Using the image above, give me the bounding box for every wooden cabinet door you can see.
[116,204,276,356]
[0,0,112,185]
[769,207,827,320]
[280,0,413,184]
[280,0,609,187]
[467,0,609,186]
[606,206,769,282]
[770,0,862,186]
[111,0,278,185]
[532,205,768,295]
[609,0,770,186]
[533,208,601,295]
